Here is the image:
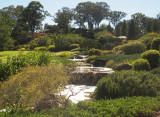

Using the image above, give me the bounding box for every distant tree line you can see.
[0,1,160,50]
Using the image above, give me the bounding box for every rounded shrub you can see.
[141,50,160,69]
[150,67,160,76]
[94,70,160,100]
[101,43,114,50]
[88,48,101,56]
[151,38,160,51]
[133,59,150,71]
[123,42,145,55]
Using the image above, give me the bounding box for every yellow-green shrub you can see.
[0,64,68,109]
[133,59,150,71]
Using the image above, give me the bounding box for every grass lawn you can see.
[0,51,30,60]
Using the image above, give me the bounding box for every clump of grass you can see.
[0,52,51,81]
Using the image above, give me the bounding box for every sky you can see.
[0,0,160,27]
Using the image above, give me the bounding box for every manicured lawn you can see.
[0,51,30,60]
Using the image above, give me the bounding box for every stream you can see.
[59,55,114,103]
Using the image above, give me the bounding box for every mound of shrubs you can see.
[133,59,150,71]
[88,48,101,56]
[123,42,145,55]
[141,50,160,69]
[94,70,160,100]
[150,67,160,76]
[151,38,160,51]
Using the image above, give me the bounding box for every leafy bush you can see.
[88,48,101,56]
[94,70,160,99]
[123,42,145,55]
[141,50,160,69]
[133,59,150,71]
[0,64,68,109]
[34,46,48,51]
[28,36,51,50]
[151,38,160,51]
[114,63,132,71]
[68,44,79,50]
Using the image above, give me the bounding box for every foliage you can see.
[48,45,55,52]
[151,38,160,51]
[0,64,68,109]
[88,48,101,56]
[0,11,14,51]
[141,50,160,69]
[0,52,51,81]
[0,51,29,60]
[56,51,74,59]
[53,34,69,51]
[19,1,47,34]
[75,2,110,29]
[28,36,51,49]
[139,32,160,50]
[127,19,138,40]
[54,7,74,33]
[1,97,160,117]
[133,59,150,71]
[101,43,114,50]
[150,67,160,76]
[87,54,140,67]
[108,11,127,27]
[123,42,146,55]
[68,44,79,51]
[34,46,48,51]
[94,70,160,100]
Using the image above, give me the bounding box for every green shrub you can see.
[133,59,150,71]
[0,52,51,81]
[87,54,140,67]
[0,64,68,109]
[29,36,51,50]
[1,97,160,117]
[94,70,160,99]
[48,45,55,52]
[101,43,114,50]
[151,38,160,51]
[68,44,79,50]
[88,48,101,56]
[123,42,145,55]
[141,50,160,69]
[150,67,160,76]
[56,51,74,59]
[34,46,48,51]
[139,32,160,50]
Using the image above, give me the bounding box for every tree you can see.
[127,19,137,40]
[0,11,14,50]
[131,13,147,35]
[121,20,127,36]
[75,1,110,29]
[54,7,74,33]
[108,11,127,27]
[20,1,46,35]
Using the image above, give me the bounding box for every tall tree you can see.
[20,1,47,35]
[54,7,74,33]
[127,19,137,40]
[75,1,110,29]
[108,11,127,27]
[121,20,127,36]
[0,11,14,50]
